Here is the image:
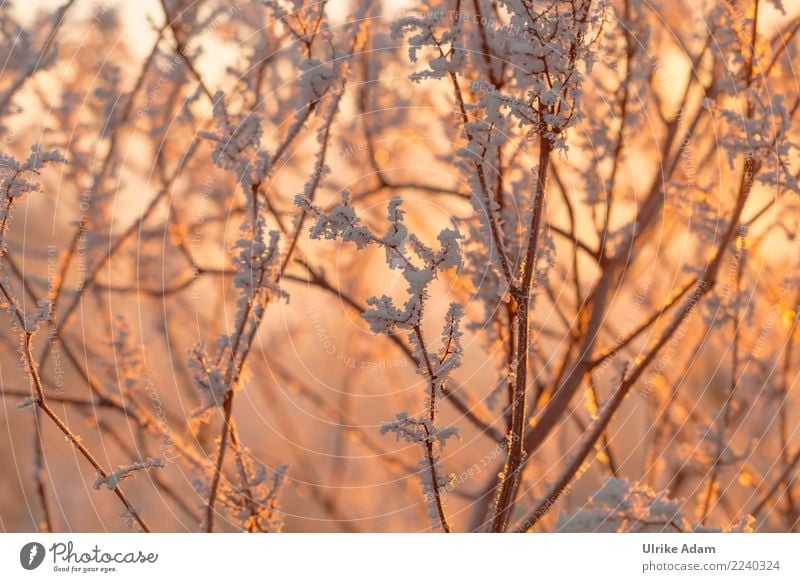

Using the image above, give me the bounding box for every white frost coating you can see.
[93,458,164,490]
[297,192,464,335]
[299,191,465,531]
[297,59,338,107]
[0,144,66,200]
[198,91,271,187]
[556,477,755,533]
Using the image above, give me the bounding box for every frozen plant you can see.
[93,458,165,491]
[299,192,464,531]
[556,477,755,533]
[0,0,798,535]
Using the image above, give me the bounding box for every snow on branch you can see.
[199,91,271,187]
[556,477,755,533]
[296,192,463,333]
[93,458,164,491]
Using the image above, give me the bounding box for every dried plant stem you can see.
[1,289,152,531]
[701,245,745,524]
[513,144,758,532]
[284,266,503,442]
[750,447,800,518]
[0,0,75,115]
[490,136,552,532]
[31,408,53,532]
[413,325,451,533]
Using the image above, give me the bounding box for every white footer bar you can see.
[1,533,797,581]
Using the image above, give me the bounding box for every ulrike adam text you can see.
[643,544,716,554]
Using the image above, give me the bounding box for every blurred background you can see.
[1,0,799,532]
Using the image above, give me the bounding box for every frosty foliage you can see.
[298,193,463,334]
[0,145,66,251]
[188,209,285,424]
[101,314,144,393]
[93,65,125,135]
[199,91,271,187]
[188,343,229,417]
[2,0,800,535]
[556,477,755,533]
[0,144,63,340]
[298,58,339,108]
[93,458,164,491]
[381,411,460,526]
[391,13,466,82]
[300,192,465,529]
[191,89,287,430]
[228,451,290,533]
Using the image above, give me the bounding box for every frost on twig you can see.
[93,458,164,491]
[199,91,271,187]
[188,202,285,425]
[299,192,465,530]
[16,396,36,409]
[21,300,52,333]
[0,145,67,197]
[231,452,290,532]
[381,412,460,528]
[555,477,754,533]
[0,145,66,253]
[101,314,145,393]
[297,193,462,333]
[391,13,465,82]
[119,507,144,530]
[188,343,229,420]
[194,443,290,532]
[0,280,51,340]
